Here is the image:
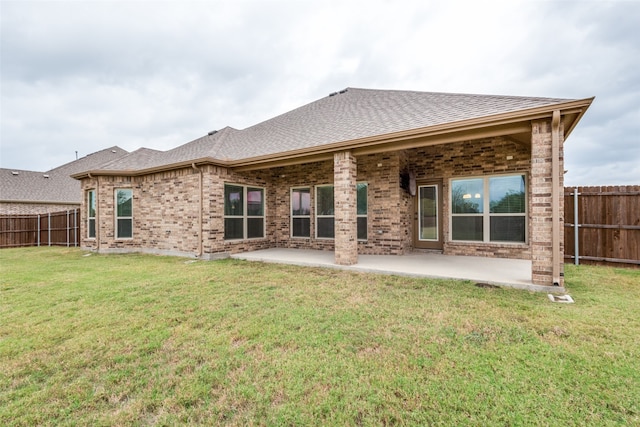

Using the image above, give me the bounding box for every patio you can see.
[230,248,564,293]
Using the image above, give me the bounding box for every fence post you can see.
[74,208,78,247]
[574,187,579,265]
[66,210,70,247]
[37,214,41,247]
[48,212,51,246]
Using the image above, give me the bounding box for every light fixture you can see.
[463,194,471,199]
[475,193,481,198]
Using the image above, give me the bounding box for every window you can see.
[451,174,526,243]
[291,188,311,237]
[87,190,96,238]
[315,183,368,240]
[224,184,265,240]
[316,185,334,239]
[489,175,526,242]
[356,183,368,240]
[115,189,133,239]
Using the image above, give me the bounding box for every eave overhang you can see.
[72,96,594,178]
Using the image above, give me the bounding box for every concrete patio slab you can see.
[230,248,565,292]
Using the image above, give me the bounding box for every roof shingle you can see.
[81,88,581,173]
[1,147,128,203]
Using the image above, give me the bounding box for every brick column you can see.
[334,150,358,265]
[530,118,565,286]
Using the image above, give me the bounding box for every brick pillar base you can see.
[334,151,358,265]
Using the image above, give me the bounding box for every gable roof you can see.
[1,147,128,204]
[74,88,594,176]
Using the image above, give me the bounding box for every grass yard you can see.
[1,248,639,426]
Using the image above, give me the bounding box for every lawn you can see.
[1,247,639,426]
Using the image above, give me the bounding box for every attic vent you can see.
[208,130,218,136]
[11,171,19,175]
[43,174,50,178]
[329,89,348,97]
[111,150,117,153]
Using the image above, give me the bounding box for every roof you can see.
[1,147,128,204]
[77,88,594,176]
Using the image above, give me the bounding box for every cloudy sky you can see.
[1,0,638,186]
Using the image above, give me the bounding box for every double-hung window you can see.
[224,184,265,240]
[115,188,133,239]
[291,187,311,237]
[451,174,526,243]
[315,183,368,240]
[87,189,96,238]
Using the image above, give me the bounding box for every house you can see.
[72,88,593,288]
[0,147,128,215]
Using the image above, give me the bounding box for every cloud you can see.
[1,0,638,186]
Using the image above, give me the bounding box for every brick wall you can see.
[204,166,272,256]
[80,169,203,256]
[78,135,546,264]
[267,152,408,255]
[407,136,532,260]
[269,159,336,252]
[0,202,79,215]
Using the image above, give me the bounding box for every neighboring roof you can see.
[76,88,594,176]
[1,147,128,204]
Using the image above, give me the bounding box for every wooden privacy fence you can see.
[564,186,640,266]
[0,209,80,249]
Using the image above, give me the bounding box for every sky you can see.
[1,0,639,186]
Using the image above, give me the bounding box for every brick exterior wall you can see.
[270,159,336,252]
[204,166,272,256]
[80,166,274,258]
[78,132,561,281]
[268,152,407,255]
[0,202,79,215]
[407,136,532,260]
[80,169,202,256]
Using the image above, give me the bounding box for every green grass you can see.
[1,247,639,426]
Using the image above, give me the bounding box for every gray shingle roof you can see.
[217,88,572,160]
[1,147,128,203]
[83,88,582,173]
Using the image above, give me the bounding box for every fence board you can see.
[0,209,80,249]
[564,185,640,267]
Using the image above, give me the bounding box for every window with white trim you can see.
[115,188,133,239]
[451,174,526,243]
[291,187,311,238]
[87,189,96,238]
[224,184,265,240]
[315,183,368,240]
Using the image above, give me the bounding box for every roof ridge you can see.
[346,87,574,102]
[47,146,129,174]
